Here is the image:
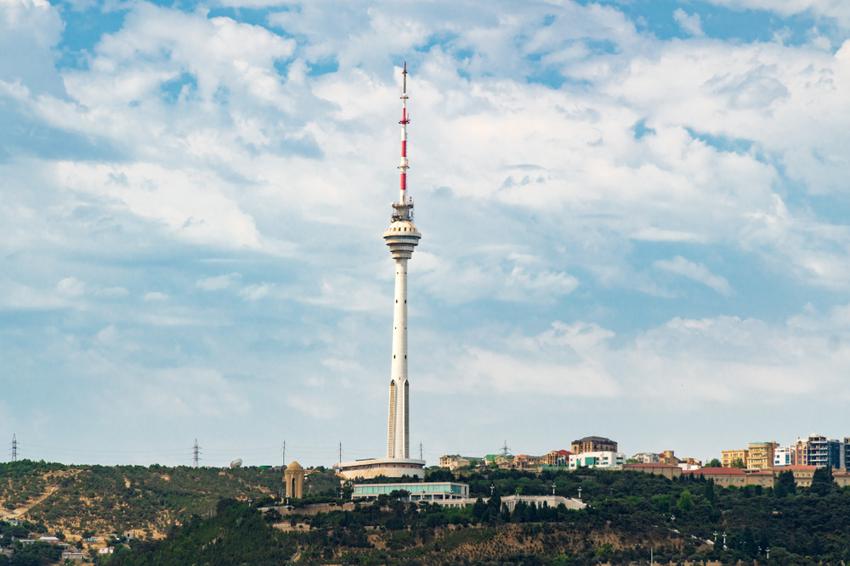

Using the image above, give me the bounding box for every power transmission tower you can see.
[11,434,17,462]
[192,438,201,468]
[501,440,511,457]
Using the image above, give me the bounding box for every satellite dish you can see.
[230,458,243,469]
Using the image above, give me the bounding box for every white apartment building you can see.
[569,451,625,470]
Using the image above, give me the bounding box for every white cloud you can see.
[143,291,169,302]
[56,276,86,297]
[654,256,732,296]
[196,273,242,291]
[673,9,704,37]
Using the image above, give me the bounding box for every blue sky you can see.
[2,0,850,467]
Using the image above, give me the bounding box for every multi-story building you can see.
[571,436,618,455]
[721,449,748,468]
[793,438,808,465]
[774,446,795,467]
[438,455,480,471]
[569,451,625,470]
[631,452,660,464]
[544,450,570,467]
[747,442,778,470]
[659,450,679,465]
[805,435,841,468]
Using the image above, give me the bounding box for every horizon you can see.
[3,0,850,468]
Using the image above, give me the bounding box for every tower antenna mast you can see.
[398,61,410,208]
[11,434,17,462]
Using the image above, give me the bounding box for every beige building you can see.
[571,436,618,454]
[284,461,305,500]
[774,465,817,487]
[623,463,682,480]
[439,455,471,471]
[747,442,778,470]
[721,449,749,468]
[685,467,773,488]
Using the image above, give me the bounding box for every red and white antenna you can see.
[398,61,410,206]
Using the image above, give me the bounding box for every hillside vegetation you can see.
[105,467,850,564]
[0,460,298,538]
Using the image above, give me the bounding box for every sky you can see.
[2,0,850,467]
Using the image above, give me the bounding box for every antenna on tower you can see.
[282,441,286,468]
[11,434,17,462]
[192,438,201,468]
[419,441,423,461]
[339,442,342,466]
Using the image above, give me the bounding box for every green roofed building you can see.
[351,482,469,502]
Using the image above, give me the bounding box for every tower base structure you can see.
[335,457,425,481]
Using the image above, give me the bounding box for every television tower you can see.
[385,61,421,460]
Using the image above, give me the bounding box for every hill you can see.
[0,460,334,540]
[103,467,850,564]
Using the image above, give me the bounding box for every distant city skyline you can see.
[2,0,850,467]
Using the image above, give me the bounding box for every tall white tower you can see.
[384,62,421,460]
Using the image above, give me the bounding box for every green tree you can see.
[810,466,833,496]
[774,470,796,498]
[707,458,722,467]
[676,489,693,513]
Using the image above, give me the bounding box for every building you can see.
[630,452,661,464]
[569,451,625,470]
[571,436,618,455]
[805,435,841,468]
[684,468,773,488]
[335,64,425,480]
[544,450,571,467]
[773,465,817,487]
[351,482,469,502]
[438,455,478,470]
[623,463,682,480]
[747,442,778,470]
[284,461,305,500]
[721,449,748,468]
[774,446,795,467]
[500,495,586,513]
[336,458,426,480]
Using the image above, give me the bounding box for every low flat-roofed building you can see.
[684,467,774,488]
[569,451,625,470]
[773,465,817,487]
[631,452,661,464]
[351,482,469,502]
[833,470,850,488]
[335,458,425,480]
[500,495,587,512]
[623,463,682,480]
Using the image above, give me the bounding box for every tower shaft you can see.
[387,258,410,458]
